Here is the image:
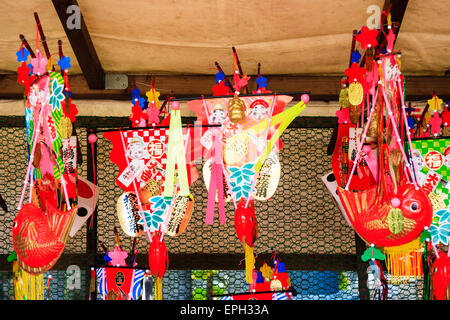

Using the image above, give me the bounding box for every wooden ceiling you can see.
[0,0,449,101]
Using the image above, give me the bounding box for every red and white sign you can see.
[425,151,444,170]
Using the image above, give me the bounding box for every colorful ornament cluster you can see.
[327,16,450,299]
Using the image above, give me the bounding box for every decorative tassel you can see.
[14,262,44,300]
[383,238,423,284]
[155,277,163,300]
[244,241,255,284]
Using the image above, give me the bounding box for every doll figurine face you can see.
[250,104,268,121]
[412,149,425,171]
[127,137,148,160]
[211,105,227,124]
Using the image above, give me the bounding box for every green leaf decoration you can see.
[153,210,164,217]
[229,167,240,173]
[230,171,241,179]
[361,247,385,262]
[7,250,17,263]
[420,229,432,243]
[242,169,255,176]
[152,215,164,223]
[243,163,254,170]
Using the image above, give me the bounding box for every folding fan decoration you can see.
[10,13,79,300]
[331,17,435,286]
[214,250,296,300]
[188,52,309,284]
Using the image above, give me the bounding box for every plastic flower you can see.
[345,62,366,84]
[16,48,30,62]
[57,56,71,70]
[355,26,379,50]
[351,50,362,64]
[215,70,226,83]
[30,51,48,75]
[256,75,268,89]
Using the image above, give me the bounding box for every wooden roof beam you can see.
[52,0,105,89]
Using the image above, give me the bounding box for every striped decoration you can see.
[218,295,234,300]
[272,292,288,300]
[96,268,108,299]
[130,269,145,300]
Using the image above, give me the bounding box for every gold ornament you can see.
[348,82,364,106]
[339,87,349,109]
[138,179,162,205]
[223,134,249,165]
[59,116,73,139]
[228,94,246,123]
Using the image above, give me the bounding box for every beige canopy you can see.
[0,0,449,76]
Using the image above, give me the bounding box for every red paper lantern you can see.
[431,251,450,300]
[234,199,257,247]
[148,232,168,278]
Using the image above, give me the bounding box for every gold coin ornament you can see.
[59,116,73,139]
[348,82,364,106]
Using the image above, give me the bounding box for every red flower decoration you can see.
[442,106,450,126]
[61,99,79,122]
[355,26,379,50]
[345,63,367,84]
[212,81,230,96]
[429,111,442,136]
[17,62,30,85]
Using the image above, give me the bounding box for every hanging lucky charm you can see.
[329,17,436,288]
[148,232,169,300]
